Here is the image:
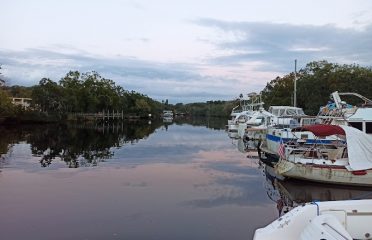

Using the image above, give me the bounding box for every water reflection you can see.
[0,121,163,168]
[261,164,372,216]
[0,118,227,169]
[0,117,276,240]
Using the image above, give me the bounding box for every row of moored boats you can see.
[226,91,372,240]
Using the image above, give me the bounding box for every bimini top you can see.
[294,124,372,170]
[292,124,345,137]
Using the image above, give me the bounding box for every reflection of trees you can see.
[0,117,224,169]
[173,117,227,130]
[28,121,163,168]
[0,121,162,168]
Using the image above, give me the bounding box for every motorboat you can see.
[317,91,372,134]
[227,92,263,138]
[260,91,372,164]
[162,110,174,121]
[254,199,372,240]
[275,124,372,186]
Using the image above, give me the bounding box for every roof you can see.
[292,124,345,137]
[348,108,372,121]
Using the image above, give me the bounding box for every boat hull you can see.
[276,159,372,186]
[254,199,372,240]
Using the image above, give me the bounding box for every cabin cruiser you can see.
[227,93,263,138]
[275,124,372,186]
[254,199,372,240]
[162,110,174,121]
[242,107,276,141]
[317,91,372,134]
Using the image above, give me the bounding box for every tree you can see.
[0,89,14,116]
[0,65,4,87]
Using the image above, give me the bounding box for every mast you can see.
[294,59,297,107]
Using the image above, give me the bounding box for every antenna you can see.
[294,59,297,107]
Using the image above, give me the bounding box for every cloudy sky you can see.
[1,0,372,103]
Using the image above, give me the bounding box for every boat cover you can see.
[340,125,372,171]
[292,124,345,137]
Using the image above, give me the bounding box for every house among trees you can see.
[11,97,32,109]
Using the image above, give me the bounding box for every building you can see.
[11,97,32,109]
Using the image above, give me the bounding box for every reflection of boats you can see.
[276,124,372,186]
[264,164,372,217]
[254,199,372,240]
[275,179,372,203]
[236,139,260,153]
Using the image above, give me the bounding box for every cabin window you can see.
[300,134,308,139]
[349,122,363,131]
[366,122,372,134]
[287,109,296,115]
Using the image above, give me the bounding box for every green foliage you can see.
[31,71,163,117]
[172,100,235,117]
[0,89,14,116]
[261,60,372,115]
[297,61,372,114]
[261,74,295,109]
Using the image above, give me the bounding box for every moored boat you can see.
[254,199,372,240]
[275,124,372,186]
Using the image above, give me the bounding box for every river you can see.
[0,118,370,240]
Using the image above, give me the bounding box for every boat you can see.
[317,91,372,134]
[260,91,372,164]
[254,199,372,240]
[162,110,174,122]
[242,107,275,141]
[275,124,372,186]
[227,93,263,138]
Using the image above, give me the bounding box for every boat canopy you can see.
[340,125,372,171]
[292,124,345,137]
[293,124,372,170]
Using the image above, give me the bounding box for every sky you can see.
[1,0,372,103]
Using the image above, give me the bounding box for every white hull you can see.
[275,159,372,186]
[254,199,372,240]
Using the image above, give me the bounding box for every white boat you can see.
[242,108,275,140]
[254,199,372,240]
[262,91,372,163]
[275,124,372,186]
[317,91,372,134]
[227,93,263,138]
[162,110,174,121]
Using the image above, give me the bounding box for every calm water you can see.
[0,118,371,240]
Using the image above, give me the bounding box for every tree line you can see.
[0,70,164,121]
[261,60,372,115]
[1,60,372,121]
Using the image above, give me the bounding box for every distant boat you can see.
[162,110,174,121]
[227,93,263,138]
[254,199,372,240]
[275,124,372,186]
